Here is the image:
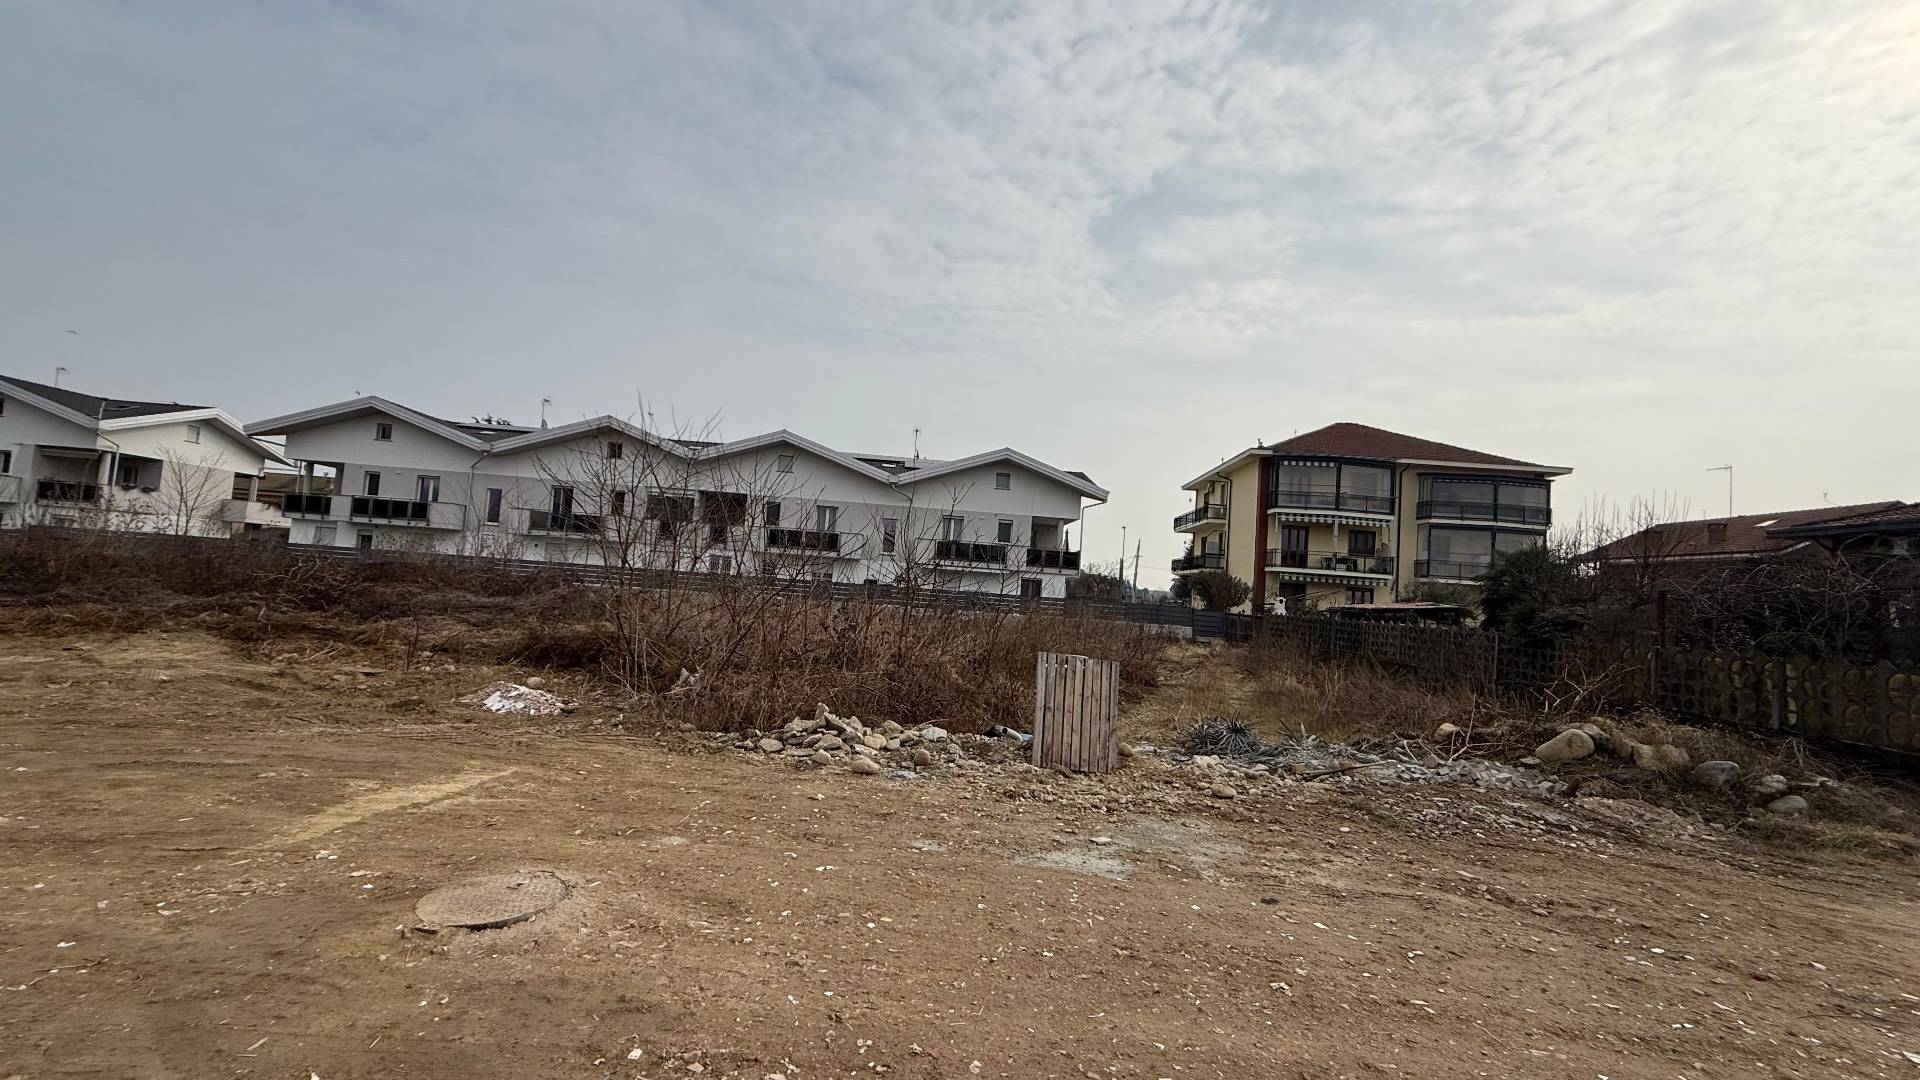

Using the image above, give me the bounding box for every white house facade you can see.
[247,397,1106,598]
[0,375,288,537]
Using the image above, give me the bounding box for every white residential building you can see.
[0,375,288,537]
[246,397,1106,598]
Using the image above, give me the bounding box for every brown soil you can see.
[3,630,1918,1079]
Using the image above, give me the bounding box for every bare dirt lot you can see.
[3,630,1919,1079]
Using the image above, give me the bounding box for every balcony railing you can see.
[1265,549,1396,576]
[1171,552,1227,573]
[36,479,101,504]
[349,496,432,522]
[1025,548,1081,571]
[0,475,22,503]
[935,540,1008,565]
[1415,499,1551,527]
[1414,557,1495,581]
[766,527,841,551]
[1267,489,1395,515]
[528,509,604,534]
[1173,504,1229,530]
[283,492,333,516]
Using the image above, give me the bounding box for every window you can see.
[363,471,381,496]
[1348,529,1377,556]
[776,454,795,474]
[707,554,735,574]
[116,460,140,487]
[374,422,393,441]
[357,532,374,552]
[816,505,839,532]
[0,449,11,474]
[416,475,440,503]
[940,515,964,541]
[881,517,898,554]
[0,396,6,416]
[995,519,1014,544]
[1020,578,1042,599]
[994,471,1011,490]
[764,501,781,527]
[610,490,627,516]
[484,488,503,525]
[550,486,574,516]
[185,424,202,444]
[608,440,623,459]
[1346,587,1375,606]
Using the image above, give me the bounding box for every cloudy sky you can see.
[3,1,1915,583]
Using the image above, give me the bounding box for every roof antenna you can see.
[54,365,68,387]
[540,397,552,429]
[1706,464,1733,518]
[912,426,921,462]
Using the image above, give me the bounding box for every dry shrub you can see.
[511,590,1165,734]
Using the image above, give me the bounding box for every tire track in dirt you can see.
[268,767,516,845]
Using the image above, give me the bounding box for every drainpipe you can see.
[1394,462,1413,601]
[1250,456,1271,613]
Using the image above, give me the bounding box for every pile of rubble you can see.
[729,703,981,777]
[1157,723,1567,798]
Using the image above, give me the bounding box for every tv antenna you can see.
[539,397,552,429]
[1706,465,1733,518]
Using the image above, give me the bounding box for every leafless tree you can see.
[148,448,236,536]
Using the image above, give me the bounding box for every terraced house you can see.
[1174,423,1570,611]
[247,396,1104,597]
[0,374,287,537]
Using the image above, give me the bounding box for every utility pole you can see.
[1706,465,1733,518]
[1131,539,1141,594]
[1118,525,1128,601]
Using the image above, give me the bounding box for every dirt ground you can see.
[3,630,1919,1080]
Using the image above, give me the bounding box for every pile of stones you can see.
[731,703,964,776]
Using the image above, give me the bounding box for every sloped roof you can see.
[1268,422,1556,470]
[1590,501,1905,562]
[2,375,203,420]
[1768,502,1920,538]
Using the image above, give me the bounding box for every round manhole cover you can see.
[415,871,569,930]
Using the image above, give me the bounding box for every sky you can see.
[3,0,1916,586]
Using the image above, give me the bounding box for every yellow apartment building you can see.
[1173,423,1570,611]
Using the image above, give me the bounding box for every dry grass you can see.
[2,528,1168,736]
[1129,637,1920,854]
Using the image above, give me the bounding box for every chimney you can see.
[1706,522,1728,543]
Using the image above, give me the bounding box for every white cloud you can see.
[0,0,1915,583]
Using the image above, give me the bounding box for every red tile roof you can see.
[1266,422,1547,468]
[1590,501,1906,562]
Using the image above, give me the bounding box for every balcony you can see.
[1416,499,1550,527]
[349,496,467,529]
[527,509,604,534]
[766,527,841,552]
[1267,489,1395,516]
[1414,558,1495,582]
[283,492,333,516]
[935,540,1008,565]
[1266,549,1396,576]
[36,479,101,504]
[1024,548,1081,571]
[1171,552,1227,573]
[1173,504,1229,531]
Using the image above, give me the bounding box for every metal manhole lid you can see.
[414,871,569,930]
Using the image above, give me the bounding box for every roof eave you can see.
[246,396,491,452]
[0,377,103,429]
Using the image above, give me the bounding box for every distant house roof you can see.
[1590,501,1906,563]
[1,375,204,420]
[1267,422,1557,470]
[1768,502,1920,540]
